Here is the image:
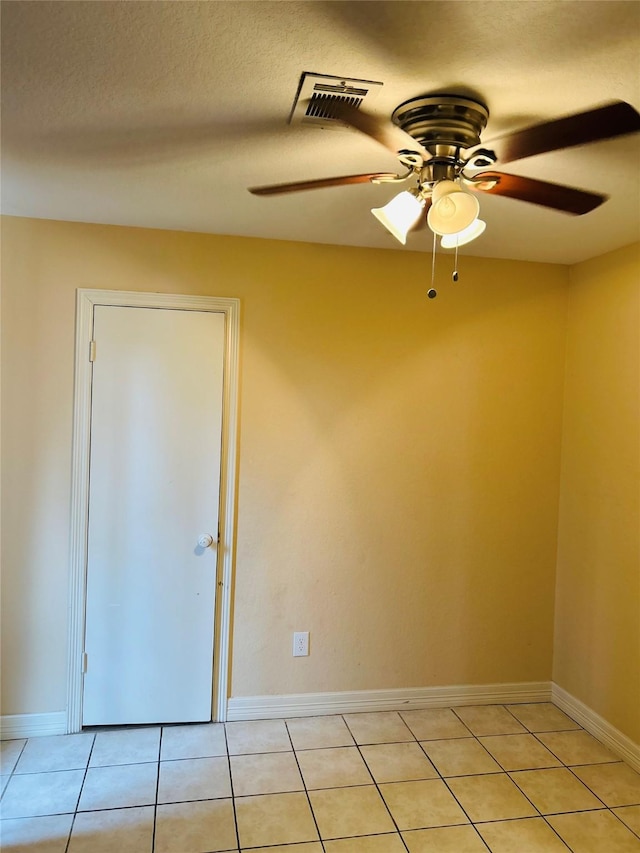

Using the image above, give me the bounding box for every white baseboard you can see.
[552,684,640,773]
[0,711,67,741]
[227,681,552,721]
[5,684,637,775]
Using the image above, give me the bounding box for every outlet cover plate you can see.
[293,631,309,656]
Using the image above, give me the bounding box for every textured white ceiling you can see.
[2,0,639,264]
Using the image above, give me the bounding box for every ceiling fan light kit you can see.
[371,187,426,245]
[426,179,481,236]
[441,219,487,249]
[249,86,640,294]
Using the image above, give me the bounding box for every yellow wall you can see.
[1,216,568,715]
[554,242,640,743]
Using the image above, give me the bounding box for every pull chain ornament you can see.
[427,229,438,299]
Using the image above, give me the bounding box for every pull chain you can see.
[453,243,459,282]
[428,229,437,299]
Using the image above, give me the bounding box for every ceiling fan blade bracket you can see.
[462,148,498,171]
[398,150,426,168]
[465,173,501,191]
[371,166,417,184]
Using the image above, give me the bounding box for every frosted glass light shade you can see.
[371,190,425,245]
[427,180,480,236]
[431,180,459,203]
[440,219,486,248]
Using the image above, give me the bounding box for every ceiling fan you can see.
[249,94,640,250]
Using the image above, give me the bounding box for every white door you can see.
[82,305,225,726]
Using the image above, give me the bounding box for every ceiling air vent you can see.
[289,72,383,128]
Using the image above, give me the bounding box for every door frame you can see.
[66,289,240,733]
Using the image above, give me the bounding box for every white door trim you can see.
[67,289,240,732]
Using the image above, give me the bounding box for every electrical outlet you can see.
[293,631,309,657]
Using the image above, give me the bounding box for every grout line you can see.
[340,713,411,852]
[475,707,595,850]
[222,723,242,853]
[541,799,606,850]
[564,762,615,808]
[64,731,97,853]
[444,704,574,849]
[10,760,162,777]
[284,719,326,852]
[411,731,492,851]
[609,806,640,842]
[426,745,498,849]
[532,806,613,818]
[150,727,162,853]
[0,737,29,787]
[530,727,623,766]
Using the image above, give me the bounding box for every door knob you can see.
[198,534,215,548]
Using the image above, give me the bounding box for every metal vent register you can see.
[289,72,383,128]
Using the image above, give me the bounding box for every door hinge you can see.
[82,652,88,673]
[89,340,96,362]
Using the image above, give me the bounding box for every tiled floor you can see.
[2,702,640,852]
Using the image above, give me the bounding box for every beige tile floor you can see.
[1,703,640,852]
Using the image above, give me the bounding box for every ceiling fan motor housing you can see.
[392,95,489,156]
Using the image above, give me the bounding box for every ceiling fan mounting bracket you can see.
[392,95,490,154]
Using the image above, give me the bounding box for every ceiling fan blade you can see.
[321,100,429,161]
[249,172,400,196]
[478,101,640,165]
[469,171,607,214]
